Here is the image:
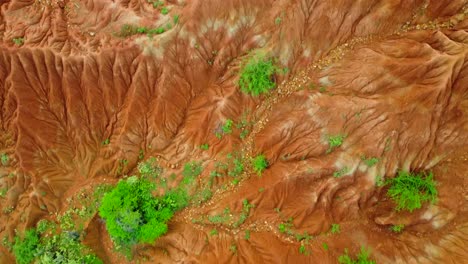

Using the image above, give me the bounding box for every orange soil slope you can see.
[0,0,467,263]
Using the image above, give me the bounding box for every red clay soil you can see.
[1,0,468,263]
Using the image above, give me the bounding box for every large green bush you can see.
[98,176,176,246]
[12,229,40,264]
[386,171,437,212]
[238,55,276,96]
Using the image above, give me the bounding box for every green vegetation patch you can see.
[98,174,191,247]
[252,154,268,176]
[386,171,437,212]
[12,225,101,264]
[238,54,277,96]
[338,247,376,264]
[326,134,345,153]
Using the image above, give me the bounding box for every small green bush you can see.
[222,119,234,134]
[12,229,40,264]
[386,171,437,212]
[1,153,9,166]
[338,247,376,264]
[390,224,404,233]
[327,134,345,153]
[12,38,24,46]
[238,55,277,96]
[252,154,268,176]
[330,223,340,234]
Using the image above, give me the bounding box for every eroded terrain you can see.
[0,0,468,263]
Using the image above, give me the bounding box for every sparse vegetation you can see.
[386,171,437,212]
[173,14,180,24]
[222,119,234,134]
[333,167,349,178]
[238,54,277,96]
[1,153,9,166]
[362,156,379,167]
[12,37,24,46]
[161,7,169,15]
[252,154,268,176]
[330,223,341,234]
[200,143,209,150]
[244,229,251,240]
[116,24,166,38]
[327,134,345,153]
[390,224,405,233]
[209,229,218,236]
[338,247,376,264]
[234,199,254,227]
[322,242,329,251]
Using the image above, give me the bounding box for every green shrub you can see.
[327,134,345,153]
[222,119,234,134]
[200,144,209,150]
[238,55,277,96]
[12,229,40,264]
[37,232,102,264]
[386,171,437,212]
[390,224,404,233]
[98,176,174,246]
[182,161,203,179]
[362,156,379,167]
[12,38,24,46]
[338,247,376,264]
[252,154,268,176]
[330,223,340,234]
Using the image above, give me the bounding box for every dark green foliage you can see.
[386,171,437,212]
[252,154,268,176]
[13,229,40,264]
[98,176,177,246]
[338,247,376,264]
[238,55,277,96]
[161,7,169,15]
